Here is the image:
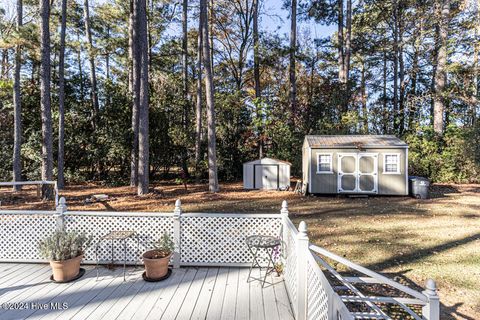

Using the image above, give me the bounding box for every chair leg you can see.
[95,243,100,280]
[123,239,127,281]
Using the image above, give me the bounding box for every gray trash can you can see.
[409,176,430,199]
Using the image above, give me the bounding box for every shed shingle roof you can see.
[304,135,407,148]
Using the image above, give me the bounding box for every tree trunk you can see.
[253,0,263,157]
[337,0,346,121]
[77,31,85,102]
[289,0,297,125]
[128,0,134,95]
[181,0,190,177]
[57,0,67,189]
[40,0,53,199]
[147,0,153,69]
[473,1,479,126]
[409,46,419,131]
[361,60,368,133]
[209,0,214,73]
[195,14,203,182]
[433,0,450,136]
[337,0,344,84]
[398,4,405,136]
[430,25,438,127]
[84,0,99,126]
[382,45,388,133]
[130,0,139,187]
[253,0,260,100]
[200,0,219,192]
[136,0,150,195]
[344,0,351,109]
[392,0,399,132]
[12,0,23,191]
[408,16,422,132]
[105,26,110,81]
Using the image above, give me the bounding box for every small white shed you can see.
[243,158,291,190]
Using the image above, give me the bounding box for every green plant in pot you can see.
[143,232,174,279]
[38,230,91,282]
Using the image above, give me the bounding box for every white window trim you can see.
[383,153,401,174]
[316,153,333,174]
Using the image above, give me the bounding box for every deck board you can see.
[205,267,228,320]
[236,268,251,320]
[220,267,239,320]
[0,263,294,320]
[190,267,218,320]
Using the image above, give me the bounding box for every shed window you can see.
[384,154,400,174]
[317,153,332,173]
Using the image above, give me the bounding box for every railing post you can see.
[55,197,67,232]
[422,279,440,320]
[173,199,182,269]
[280,200,289,242]
[296,221,309,320]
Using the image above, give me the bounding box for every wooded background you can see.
[0,0,479,194]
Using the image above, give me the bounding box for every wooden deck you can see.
[0,263,294,320]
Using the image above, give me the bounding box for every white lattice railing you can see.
[0,198,282,268]
[280,200,439,320]
[280,201,352,320]
[0,210,56,262]
[64,211,174,264]
[180,213,281,265]
[309,244,440,320]
[0,198,440,320]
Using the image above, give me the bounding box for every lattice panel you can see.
[307,257,329,320]
[64,214,174,263]
[180,216,282,264]
[283,226,298,313]
[0,214,56,261]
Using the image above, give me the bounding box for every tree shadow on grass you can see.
[363,233,480,271]
[359,233,480,320]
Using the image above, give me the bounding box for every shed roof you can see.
[243,157,292,165]
[304,135,407,148]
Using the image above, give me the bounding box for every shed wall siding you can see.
[302,143,309,185]
[244,160,291,190]
[243,164,254,189]
[279,164,291,189]
[309,148,407,195]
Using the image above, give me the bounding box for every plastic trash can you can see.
[409,176,430,199]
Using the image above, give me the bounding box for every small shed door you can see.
[254,165,278,189]
[338,153,378,193]
[338,154,358,192]
[358,153,378,193]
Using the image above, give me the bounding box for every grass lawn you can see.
[1,182,479,319]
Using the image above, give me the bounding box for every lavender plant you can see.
[38,230,92,261]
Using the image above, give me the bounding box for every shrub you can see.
[406,125,480,183]
[150,232,175,258]
[38,230,92,261]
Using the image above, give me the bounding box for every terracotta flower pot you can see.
[50,254,83,282]
[143,250,172,279]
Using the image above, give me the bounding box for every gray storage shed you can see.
[243,158,291,190]
[302,135,408,195]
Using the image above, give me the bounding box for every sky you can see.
[0,0,336,40]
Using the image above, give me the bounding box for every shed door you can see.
[338,153,378,193]
[358,153,378,193]
[254,165,278,189]
[338,154,357,192]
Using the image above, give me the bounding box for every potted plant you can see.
[143,232,174,280]
[38,230,91,282]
